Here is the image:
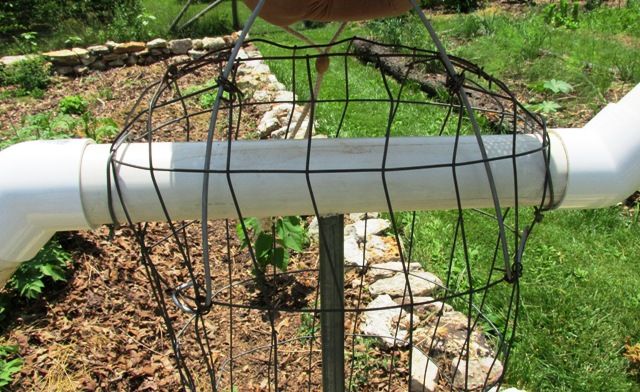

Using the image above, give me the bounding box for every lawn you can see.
[243,4,640,391]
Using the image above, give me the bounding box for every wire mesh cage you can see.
[107,21,552,391]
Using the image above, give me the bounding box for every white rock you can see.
[344,225,366,267]
[361,294,415,348]
[410,348,439,392]
[168,38,192,55]
[0,55,36,66]
[87,45,110,55]
[451,356,503,391]
[369,271,442,297]
[192,38,203,50]
[146,38,168,49]
[258,116,281,138]
[307,217,319,243]
[349,212,379,222]
[202,36,226,51]
[275,90,295,102]
[253,90,272,103]
[350,218,391,240]
[188,49,206,59]
[414,311,493,358]
[368,261,422,279]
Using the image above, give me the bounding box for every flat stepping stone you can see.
[393,296,454,314]
[350,218,391,239]
[361,294,416,348]
[414,311,493,359]
[369,271,443,297]
[411,347,439,392]
[368,261,423,279]
[451,356,503,391]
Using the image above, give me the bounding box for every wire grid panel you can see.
[108,36,552,391]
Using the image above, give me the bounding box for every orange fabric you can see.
[243,0,411,26]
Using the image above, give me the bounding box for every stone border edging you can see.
[0,33,240,76]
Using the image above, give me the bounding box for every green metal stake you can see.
[319,214,345,392]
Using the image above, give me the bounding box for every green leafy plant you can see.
[9,240,70,299]
[63,35,83,48]
[237,216,307,287]
[0,56,51,97]
[298,312,320,341]
[0,112,76,149]
[0,345,22,388]
[544,0,580,29]
[85,116,120,142]
[58,95,89,115]
[348,337,388,391]
[13,31,38,53]
[542,79,574,94]
[527,100,562,114]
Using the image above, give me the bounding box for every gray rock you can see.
[0,55,35,66]
[361,294,416,348]
[80,55,96,66]
[349,212,379,222]
[368,261,422,279]
[307,217,319,243]
[150,48,165,57]
[126,54,138,66]
[55,65,74,75]
[102,53,127,62]
[350,218,392,240]
[73,65,89,75]
[344,225,366,267]
[108,58,125,67]
[168,38,192,54]
[146,38,168,49]
[253,90,272,103]
[451,356,503,391]
[87,45,110,56]
[258,116,281,138]
[188,49,207,60]
[394,296,454,314]
[192,38,203,50]
[411,348,439,392]
[90,61,107,71]
[414,311,493,358]
[202,36,226,51]
[105,41,117,51]
[274,90,295,102]
[369,271,442,298]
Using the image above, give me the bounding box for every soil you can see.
[0,50,414,391]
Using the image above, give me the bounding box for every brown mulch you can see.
[0,50,415,391]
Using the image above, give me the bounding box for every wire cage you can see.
[108,25,552,391]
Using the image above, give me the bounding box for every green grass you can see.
[1,1,639,390]
[243,7,640,390]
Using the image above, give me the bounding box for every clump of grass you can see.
[0,57,51,98]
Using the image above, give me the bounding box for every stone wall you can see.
[0,33,240,76]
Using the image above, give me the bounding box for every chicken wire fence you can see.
[106,8,552,391]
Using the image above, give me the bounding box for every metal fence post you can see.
[319,214,345,392]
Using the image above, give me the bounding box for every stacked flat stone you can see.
[310,212,512,392]
[0,32,240,76]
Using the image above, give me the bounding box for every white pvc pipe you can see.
[0,84,639,285]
